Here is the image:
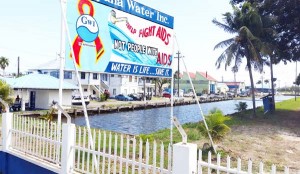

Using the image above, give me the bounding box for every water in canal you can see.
[74,96,293,135]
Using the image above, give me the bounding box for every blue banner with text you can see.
[105,62,172,77]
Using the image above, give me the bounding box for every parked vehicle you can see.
[238,92,249,97]
[11,100,21,111]
[183,92,194,97]
[214,93,225,99]
[128,93,142,101]
[115,94,133,101]
[72,96,90,106]
[138,93,152,100]
[199,94,208,100]
[162,92,171,98]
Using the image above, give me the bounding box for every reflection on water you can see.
[74,96,293,135]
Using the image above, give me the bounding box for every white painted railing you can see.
[10,115,61,165]
[72,127,172,174]
[197,150,297,174]
[0,114,298,174]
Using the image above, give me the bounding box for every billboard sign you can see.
[65,0,174,77]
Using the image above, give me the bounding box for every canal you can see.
[74,96,293,135]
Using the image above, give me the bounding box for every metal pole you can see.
[17,56,20,77]
[177,52,180,96]
[143,77,146,102]
[57,0,67,164]
[295,61,297,101]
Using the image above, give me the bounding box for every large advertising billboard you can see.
[65,0,174,77]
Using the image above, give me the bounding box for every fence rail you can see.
[197,150,297,174]
[73,127,171,174]
[0,114,298,174]
[10,115,61,165]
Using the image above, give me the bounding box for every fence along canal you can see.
[1,113,299,173]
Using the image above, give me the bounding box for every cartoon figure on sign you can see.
[71,0,104,67]
[109,10,128,24]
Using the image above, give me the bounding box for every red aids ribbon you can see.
[71,0,105,67]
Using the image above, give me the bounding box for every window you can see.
[113,89,116,95]
[101,74,108,81]
[84,88,88,92]
[111,74,114,77]
[118,75,122,77]
[134,76,137,82]
[50,71,59,78]
[93,73,98,80]
[64,71,72,79]
[129,76,132,82]
[81,72,86,79]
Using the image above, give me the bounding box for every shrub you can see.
[235,102,248,112]
[197,108,231,143]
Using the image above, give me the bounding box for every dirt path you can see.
[217,109,300,171]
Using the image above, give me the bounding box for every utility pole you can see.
[174,51,182,96]
[17,56,20,77]
[295,61,297,101]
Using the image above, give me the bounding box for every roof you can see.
[2,74,78,90]
[198,72,217,81]
[182,72,196,79]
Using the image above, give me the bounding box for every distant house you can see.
[178,71,217,94]
[27,59,154,98]
[216,83,229,93]
[1,74,78,110]
[224,82,246,93]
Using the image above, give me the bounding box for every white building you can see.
[28,59,155,98]
[2,73,78,110]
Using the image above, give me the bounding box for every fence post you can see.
[2,112,13,152]
[172,142,197,174]
[61,123,75,174]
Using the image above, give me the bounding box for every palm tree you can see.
[197,109,231,143]
[0,56,9,76]
[213,3,267,118]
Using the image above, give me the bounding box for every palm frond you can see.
[214,38,235,50]
[212,19,237,34]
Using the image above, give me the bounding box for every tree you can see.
[213,3,267,118]
[296,74,300,86]
[0,80,13,111]
[197,109,231,143]
[156,78,170,96]
[230,0,299,110]
[296,73,300,96]
[0,56,9,76]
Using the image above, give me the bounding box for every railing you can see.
[197,150,296,174]
[101,80,109,90]
[0,113,297,174]
[10,115,61,165]
[72,126,171,174]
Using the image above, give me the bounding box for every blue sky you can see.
[0,0,297,87]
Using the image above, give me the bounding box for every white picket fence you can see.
[0,114,298,174]
[72,127,171,174]
[10,115,61,165]
[197,151,296,174]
